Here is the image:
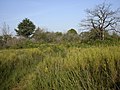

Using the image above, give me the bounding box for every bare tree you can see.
[0,23,12,43]
[80,3,120,40]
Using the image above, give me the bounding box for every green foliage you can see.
[61,29,80,43]
[67,28,77,35]
[15,18,36,38]
[0,45,120,90]
[80,29,120,43]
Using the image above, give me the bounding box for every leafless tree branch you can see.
[80,3,120,40]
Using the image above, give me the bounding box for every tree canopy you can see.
[67,28,77,35]
[80,3,120,40]
[15,18,36,38]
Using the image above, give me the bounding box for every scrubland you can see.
[0,44,120,90]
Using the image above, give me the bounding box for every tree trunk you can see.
[102,30,105,40]
[100,29,105,40]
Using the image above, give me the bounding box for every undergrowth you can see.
[0,44,120,90]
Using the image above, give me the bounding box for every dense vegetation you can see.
[0,44,120,90]
[0,2,120,90]
[0,25,120,49]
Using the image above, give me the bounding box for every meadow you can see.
[0,44,120,90]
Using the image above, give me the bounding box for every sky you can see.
[0,0,120,35]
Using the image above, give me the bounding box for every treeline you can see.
[0,25,120,49]
[0,2,120,49]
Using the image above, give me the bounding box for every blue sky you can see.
[0,0,120,35]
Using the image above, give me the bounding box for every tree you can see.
[64,29,80,42]
[80,29,110,42]
[67,28,77,35]
[0,23,12,44]
[15,18,36,38]
[80,3,120,40]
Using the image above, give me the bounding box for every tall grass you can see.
[0,45,120,90]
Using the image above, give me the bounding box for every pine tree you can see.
[15,18,36,38]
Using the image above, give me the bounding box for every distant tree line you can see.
[0,3,120,49]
